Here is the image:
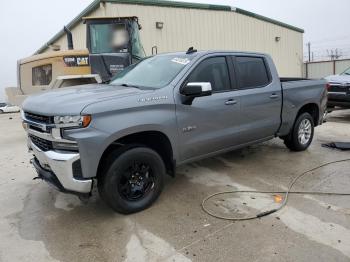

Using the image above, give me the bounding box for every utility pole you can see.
[307,42,311,62]
[327,49,342,60]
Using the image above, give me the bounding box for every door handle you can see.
[269,93,279,99]
[225,99,237,105]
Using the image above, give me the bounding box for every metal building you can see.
[36,0,304,76]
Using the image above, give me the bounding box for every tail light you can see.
[326,83,331,91]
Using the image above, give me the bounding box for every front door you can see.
[175,56,243,162]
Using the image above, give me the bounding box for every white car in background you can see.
[0,103,20,114]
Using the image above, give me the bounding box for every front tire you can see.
[98,147,165,214]
[283,112,314,151]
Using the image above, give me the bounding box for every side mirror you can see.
[180,82,212,105]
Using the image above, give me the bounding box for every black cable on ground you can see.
[202,158,350,221]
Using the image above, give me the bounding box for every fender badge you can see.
[182,125,197,132]
[138,96,168,103]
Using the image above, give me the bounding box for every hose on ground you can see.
[201,158,350,221]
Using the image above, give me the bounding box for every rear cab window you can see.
[235,56,271,89]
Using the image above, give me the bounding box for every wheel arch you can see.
[97,131,176,180]
[296,103,320,126]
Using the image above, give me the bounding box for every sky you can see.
[0,0,349,101]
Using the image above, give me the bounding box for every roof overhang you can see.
[82,16,138,21]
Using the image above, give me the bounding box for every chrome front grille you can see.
[24,112,53,124]
[328,83,350,94]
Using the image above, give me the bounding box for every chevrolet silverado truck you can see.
[21,50,327,213]
[325,66,350,109]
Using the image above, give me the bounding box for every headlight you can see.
[53,115,91,128]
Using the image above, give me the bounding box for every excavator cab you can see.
[84,16,145,82]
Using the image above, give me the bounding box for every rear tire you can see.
[283,112,314,151]
[98,146,165,214]
[0,110,3,114]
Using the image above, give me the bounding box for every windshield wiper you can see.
[119,83,142,89]
[112,83,154,90]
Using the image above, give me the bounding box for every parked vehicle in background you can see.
[325,66,350,109]
[0,104,20,114]
[21,50,327,214]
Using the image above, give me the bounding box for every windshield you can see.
[341,67,350,75]
[89,23,129,54]
[110,54,194,89]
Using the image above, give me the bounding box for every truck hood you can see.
[22,84,150,115]
[325,75,350,84]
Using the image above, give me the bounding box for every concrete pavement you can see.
[0,110,349,262]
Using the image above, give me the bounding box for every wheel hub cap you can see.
[298,119,312,145]
[119,162,154,201]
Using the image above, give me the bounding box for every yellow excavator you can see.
[6,16,145,105]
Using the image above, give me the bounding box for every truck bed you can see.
[278,78,327,135]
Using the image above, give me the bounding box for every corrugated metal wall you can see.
[336,60,350,74]
[304,59,350,78]
[45,2,303,77]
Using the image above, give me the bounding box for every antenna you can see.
[186,47,197,54]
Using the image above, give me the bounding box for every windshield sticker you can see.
[171,57,190,65]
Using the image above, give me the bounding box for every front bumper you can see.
[328,93,350,108]
[30,141,93,194]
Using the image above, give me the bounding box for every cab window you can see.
[187,57,231,92]
[235,56,270,89]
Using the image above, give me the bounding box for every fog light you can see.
[52,141,79,151]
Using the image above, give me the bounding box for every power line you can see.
[305,35,350,44]
[307,43,350,49]
[303,41,350,62]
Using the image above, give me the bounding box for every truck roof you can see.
[156,50,268,57]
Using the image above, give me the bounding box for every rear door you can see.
[232,55,282,143]
[175,55,242,161]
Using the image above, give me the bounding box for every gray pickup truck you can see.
[22,50,327,213]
